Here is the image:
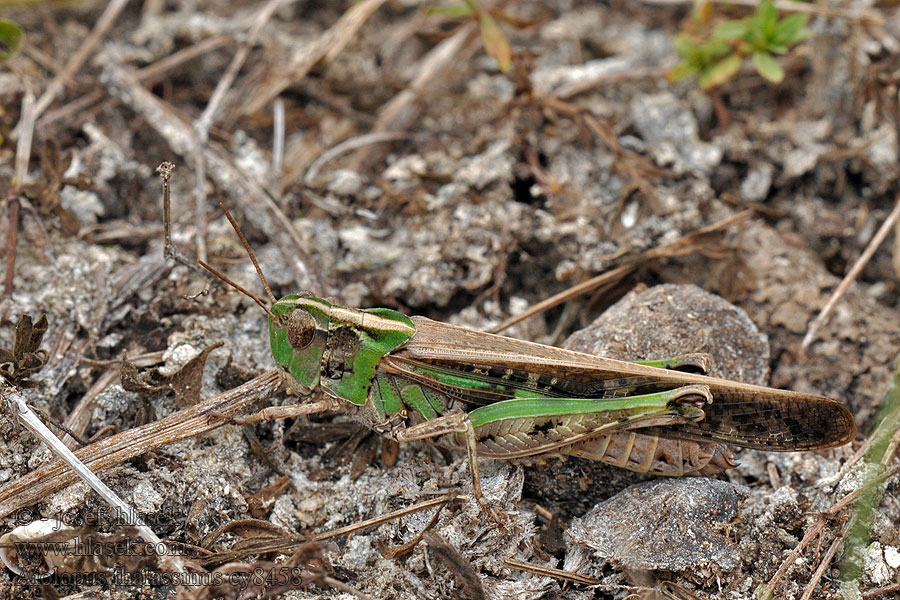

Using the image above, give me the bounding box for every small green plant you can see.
[669,0,811,89]
[0,18,24,62]
[427,0,522,73]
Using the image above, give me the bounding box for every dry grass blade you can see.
[350,23,480,170]
[802,195,900,351]
[0,369,283,519]
[490,210,754,333]
[103,66,323,291]
[26,0,130,121]
[503,558,601,586]
[241,0,390,116]
[3,386,184,573]
[422,531,485,600]
[2,198,19,298]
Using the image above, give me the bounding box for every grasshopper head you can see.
[269,295,331,396]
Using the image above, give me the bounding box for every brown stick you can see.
[799,528,845,600]
[30,0,130,120]
[0,369,283,518]
[802,195,900,351]
[103,64,323,291]
[489,210,754,333]
[240,0,389,116]
[350,23,480,169]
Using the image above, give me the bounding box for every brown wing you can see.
[396,316,856,451]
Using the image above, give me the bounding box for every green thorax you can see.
[268,295,416,405]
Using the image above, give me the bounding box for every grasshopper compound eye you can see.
[288,309,316,350]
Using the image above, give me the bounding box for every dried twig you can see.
[39,34,232,130]
[490,210,754,333]
[2,385,184,573]
[761,518,826,599]
[241,0,389,116]
[102,64,323,290]
[191,0,290,263]
[863,583,900,599]
[304,131,418,185]
[272,98,285,181]
[12,76,35,190]
[157,161,206,275]
[553,67,668,100]
[799,526,845,600]
[197,493,461,566]
[195,0,288,135]
[61,367,118,449]
[802,195,900,351]
[313,493,462,542]
[351,22,480,169]
[29,0,130,121]
[0,369,283,519]
[3,74,35,302]
[503,558,601,586]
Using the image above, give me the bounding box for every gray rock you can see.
[566,478,749,571]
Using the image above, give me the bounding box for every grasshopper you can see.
[199,205,856,504]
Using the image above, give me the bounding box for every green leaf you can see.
[756,0,778,37]
[0,19,24,62]
[667,61,697,82]
[426,5,476,17]
[752,51,783,82]
[699,53,741,89]
[714,20,750,40]
[773,13,810,45]
[673,34,698,58]
[704,37,733,58]
[479,11,511,73]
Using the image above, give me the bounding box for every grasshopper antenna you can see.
[216,202,278,306]
[197,258,277,320]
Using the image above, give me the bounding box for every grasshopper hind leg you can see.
[630,352,711,374]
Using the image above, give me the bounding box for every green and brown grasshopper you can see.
[200,206,856,504]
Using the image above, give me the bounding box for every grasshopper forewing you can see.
[199,203,856,504]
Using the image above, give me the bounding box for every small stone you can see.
[326,168,364,196]
[566,478,749,571]
[741,162,774,202]
[864,542,892,585]
[630,93,722,175]
[564,283,770,384]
